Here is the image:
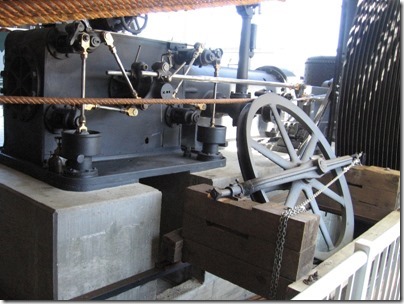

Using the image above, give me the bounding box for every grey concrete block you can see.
[0,164,161,300]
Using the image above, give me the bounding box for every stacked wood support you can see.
[318,166,400,223]
[181,184,320,300]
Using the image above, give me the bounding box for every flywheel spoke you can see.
[132,18,140,30]
[310,179,346,207]
[270,104,299,163]
[300,135,319,162]
[250,139,293,169]
[285,181,305,208]
[304,186,335,251]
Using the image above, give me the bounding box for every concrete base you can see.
[157,272,254,300]
[0,138,280,300]
[0,164,161,300]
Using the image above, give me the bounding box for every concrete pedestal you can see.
[0,138,282,300]
[0,165,161,300]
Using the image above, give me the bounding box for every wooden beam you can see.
[184,184,319,252]
[182,183,320,299]
[318,166,400,223]
[183,212,316,281]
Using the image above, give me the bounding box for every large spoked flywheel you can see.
[237,93,354,260]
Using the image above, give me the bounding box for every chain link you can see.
[268,153,362,299]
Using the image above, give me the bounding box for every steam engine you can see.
[1,19,286,191]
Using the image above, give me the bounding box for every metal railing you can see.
[292,218,400,300]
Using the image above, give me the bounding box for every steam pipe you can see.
[234,5,256,96]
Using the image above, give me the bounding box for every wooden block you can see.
[185,184,320,252]
[346,166,400,208]
[317,166,400,223]
[183,239,293,300]
[182,212,316,281]
[252,202,320,251]
[161,229,183,263]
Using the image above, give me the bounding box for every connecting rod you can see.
[209,155,356,200]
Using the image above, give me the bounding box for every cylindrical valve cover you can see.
[61,130,101,159]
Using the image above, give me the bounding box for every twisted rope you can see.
[0,0,264,27]
[0,95,251,106]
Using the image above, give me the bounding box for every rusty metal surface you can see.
[0,0,266,27]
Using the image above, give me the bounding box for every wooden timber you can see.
[182,183,320,300]
[318,166,400,223]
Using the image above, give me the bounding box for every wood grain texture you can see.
[183,239,293,300]
[183,183,320,298]
[185,184,320,252]
[318,166,400,223]
[182,212,316,281]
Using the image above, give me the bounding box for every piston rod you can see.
[106,70,301,90]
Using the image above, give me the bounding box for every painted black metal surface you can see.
[0,27,228,191]
[1,23,282,191]
[0,149,225,191]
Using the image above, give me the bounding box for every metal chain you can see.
[268,154,362,299]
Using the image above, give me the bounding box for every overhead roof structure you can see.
[0,0,269,27]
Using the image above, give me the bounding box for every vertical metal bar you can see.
[210,63,219,127]
[235,5,254,95]
[78,33,90,133]
[368,254,381,299]
[81,53,86,99]
[383,240,399,299]
[344,274,356,300]
[391,241,400,299]
[334,285,342,300]
[80,52,87,130]
[376,247,389,300]
[351,239,374,299]
[393,270,400,300]
[388,243,400,300]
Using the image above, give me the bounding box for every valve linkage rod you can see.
[106,70,302,90]
[103,32,139,99]
[77,32,91,134]
[172,43,204,98]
